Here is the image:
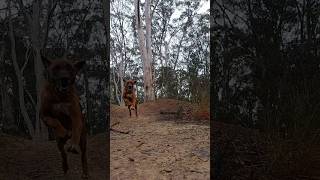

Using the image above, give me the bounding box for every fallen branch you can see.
[110,128,130,134]
[190,169,203,173]
[136,142,144,148]
[111,122,120,127]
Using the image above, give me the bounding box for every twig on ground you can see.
[136,142,144,148]
[111,122,120,127]
[110,128,130,134]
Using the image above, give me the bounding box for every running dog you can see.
[40,55,88,178]
[123,79,138,117]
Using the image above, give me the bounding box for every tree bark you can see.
[112,67,121,105]
[17,0,55,141]
[8,0,35,137]
[0,42,15,131]
[31,0,47,141]
[135,0,155,102]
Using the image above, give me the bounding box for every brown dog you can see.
[39,55,88,178]
[123,79,138,117]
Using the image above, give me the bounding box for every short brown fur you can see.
[123,79,138,117]
[40,56,88,178]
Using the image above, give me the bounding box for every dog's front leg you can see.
[68,104,83,154]
[131,98,136,111]
[124,98,130,106]
[43,117,70,138]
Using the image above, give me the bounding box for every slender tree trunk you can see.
[31,1,47,141]
[119,59,125,105]
[112,67,121,105]
[1,87,15,132]
[0,57,15,132]
[8,0,35,137]
[135,0,155,102]
[17,0,54,141]
[0,42,6,124]
[84,71,92,134]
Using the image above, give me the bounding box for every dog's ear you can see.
[73,61,85,72]
[41,56,52,69]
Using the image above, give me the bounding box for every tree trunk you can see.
[84,71,92,134]
[1,86,15,133]
[8,0,35,137]
[31,1,47,141]
[112,67,121,105]
[135,0,155,102]
[119,61,125,105]
[17,0,53,141]
[0,48,15,133]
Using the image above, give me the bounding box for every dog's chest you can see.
[52,102,72,116]
[51,102,73,129]
[125,93,134,100]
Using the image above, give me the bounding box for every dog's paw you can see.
[67,144,79,154]
[66,130,72,138]
[81,173,89,179]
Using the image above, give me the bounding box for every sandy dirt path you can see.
[110,99,210,180]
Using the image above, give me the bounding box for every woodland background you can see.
[212,1,320,179]
[212,0,320,130]
[110,0,210,105]
[0,0,210,141]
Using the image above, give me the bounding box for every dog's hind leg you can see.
[80,130,88,179]
[57,137,69,175]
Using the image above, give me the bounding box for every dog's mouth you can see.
[127,86,133,93]
[57,86,69,93]
[56,78,72,93]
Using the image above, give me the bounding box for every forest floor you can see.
[1,98,319,180]
[0,132,107,180]
[110,99,210,180]
[111,98,320,180]
[212,120,320,180]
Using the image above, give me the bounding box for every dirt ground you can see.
[110,99,210,180]
[0,99,209,180]
[0,133,107,180]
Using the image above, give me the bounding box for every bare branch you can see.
[41,0,58,49]
[151,0,161,18]
[21,46,31,74]
[16,0,32,25]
